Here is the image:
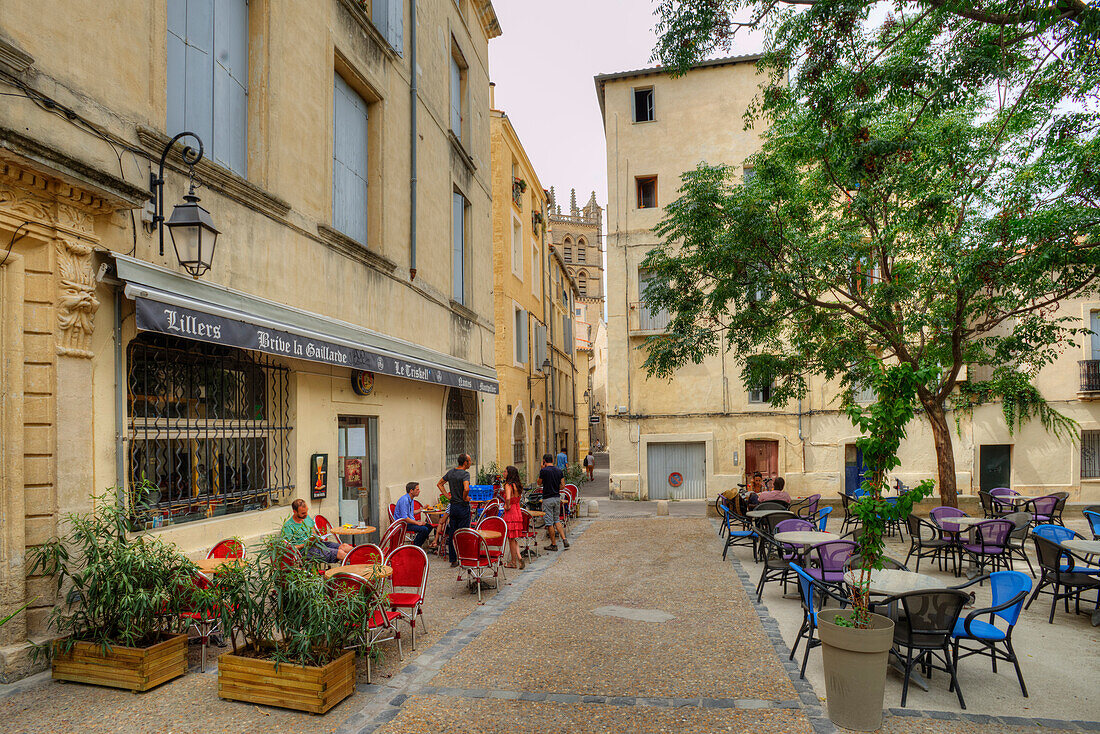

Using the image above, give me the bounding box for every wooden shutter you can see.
[333,74,369,245]
[373,0,404,55]
[450,56,462,136]
[452,193,465,303]
[212,0,249,174]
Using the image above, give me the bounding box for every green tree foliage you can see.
[641,0,1099,505]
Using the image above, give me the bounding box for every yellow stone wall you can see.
[0,0,501,679]
[599,59,1100,503]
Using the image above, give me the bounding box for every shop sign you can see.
[311,454,328,499]
[135,298,499,394]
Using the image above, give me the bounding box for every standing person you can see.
[393,481,434,547]
[537,453,570,551]
[282,499,353,562]
[501,465,526,570]
[437,454,472,567]
[584,450,595,481]
[556,447,568,471]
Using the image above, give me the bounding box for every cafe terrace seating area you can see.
[717,489,1100,719]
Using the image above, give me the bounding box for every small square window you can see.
[636,176,657,209]
[633,87,654,123]
[749,383,773,404]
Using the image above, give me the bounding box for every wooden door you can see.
[745,440,779,482]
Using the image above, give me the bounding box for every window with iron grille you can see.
[512,415,527,480]
[445,388,479,468]
[126,333,292,528]
[1082,430,1100,478]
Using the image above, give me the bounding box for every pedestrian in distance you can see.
[393,481,434,547]
[584,450,595,480]
[556,446,568,471]
[538,453,569,551]
[501,465,526,570]
[437,453,472,567]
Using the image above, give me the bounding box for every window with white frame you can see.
[749,382,774,404]
[511,217,523,279]
[167,0,249,175]
[452,191,467,303]
[514,306,528,364]
[332,73,370,245]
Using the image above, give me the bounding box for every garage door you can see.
[646,442,706,500]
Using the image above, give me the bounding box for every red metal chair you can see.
[388,503,397,524]
[558,490,572,525]
[207,538,244,559]
[519,509,539,558]
[412,499,425,524]
[178,572,220,672]
[453,528,493,603]
[314,514,337,542]
[381,520,407,556]
[385,545,429,649]
[329,571,403,683]
[476,515,508,583]
[344,543,384,566]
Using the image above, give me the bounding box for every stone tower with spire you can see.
[548,187,604,363]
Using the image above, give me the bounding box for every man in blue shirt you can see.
[394,481,433,547]
[556,447,568,471]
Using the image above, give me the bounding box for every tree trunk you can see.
[924,401,959,507]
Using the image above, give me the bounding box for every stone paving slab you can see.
[432,517,796,701]
[373,694,814,734]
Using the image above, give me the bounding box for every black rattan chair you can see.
[886,589,970,709]
[1025,535,1100,623]
[905,514,953,572]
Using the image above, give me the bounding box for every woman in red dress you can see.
[502,465,526,570]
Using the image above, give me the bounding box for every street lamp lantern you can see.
[583,389,590,404]
[166,190,219,278]
[150,131,220,278]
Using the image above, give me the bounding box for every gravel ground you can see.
[432,517,799,701]
[375,694,814,734]
[0,549,496,733]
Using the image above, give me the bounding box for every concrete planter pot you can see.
[817,609,894,731]
[52,632,188,692]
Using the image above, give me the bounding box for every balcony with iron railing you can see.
[1080,360,1100,397]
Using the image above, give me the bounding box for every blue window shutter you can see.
[1092,311,1100,360]
[333,74,369,245]
[388,0,404,55]
[452,193,465,303]
[212,0,248,175]
[450,56,461,136]
[166,1,187,136]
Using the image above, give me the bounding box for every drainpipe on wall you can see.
[114,290,126,503]
[542,202,551,457]
[408,0,418,279]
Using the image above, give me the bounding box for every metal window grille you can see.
[445,388,479,468]
[512,418,527,479]
[1082,431,1100,478]
[126,333,292,527]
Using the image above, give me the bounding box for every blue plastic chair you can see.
[950,571,1032,697]
[1084,510,1100,541]
[1032,524,1080,544]
[817,506,833,532]
[721,506,756,560]
[789,562,849,679]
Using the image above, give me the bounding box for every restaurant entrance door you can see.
[337,416,380,543]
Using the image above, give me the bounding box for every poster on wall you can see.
[311,454,328,499]
[343,458,363,489]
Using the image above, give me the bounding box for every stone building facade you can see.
[489,95,580,482]
[0,0,501,679]
[597,56,1100,504]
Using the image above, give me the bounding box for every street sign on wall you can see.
[589,415,600,424]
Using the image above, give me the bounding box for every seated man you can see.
[394,481,434,548]
[282,498,353,563]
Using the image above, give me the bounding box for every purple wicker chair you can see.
[1025,495,1059,527]
[805,539,857,589]
[792,494,821,523]
[775,518,814,534]
[961,519,1013,578]
[930,506,968,575]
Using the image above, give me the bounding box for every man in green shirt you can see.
[282,498,352,562]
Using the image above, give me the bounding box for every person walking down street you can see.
[393,481,434,547]
[584,450,595,481]
[282,499,353,562]
[556,447,568,471]
[501,465,526,570]
[438,454,472,567]
[538,453,569,551]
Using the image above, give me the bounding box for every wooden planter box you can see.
[217,650,356,714]
[52,633,188,692]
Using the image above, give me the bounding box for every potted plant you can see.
[816,363,934,731]
[209,536,384,714]
[29,485,197,692]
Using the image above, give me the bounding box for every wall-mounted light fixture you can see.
[528,357,552,390]
[150,132,220,278]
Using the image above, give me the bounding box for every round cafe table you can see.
[326,564,392,580]
[774,530,838,547]
[195,556,243,573]
[331,525,377,547]
[937,516,987,531]
[1063,538,1100,557]
[747,509,788,519]
[844,568,946,596]
[476,528,503,541]
[525,510,546,517]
